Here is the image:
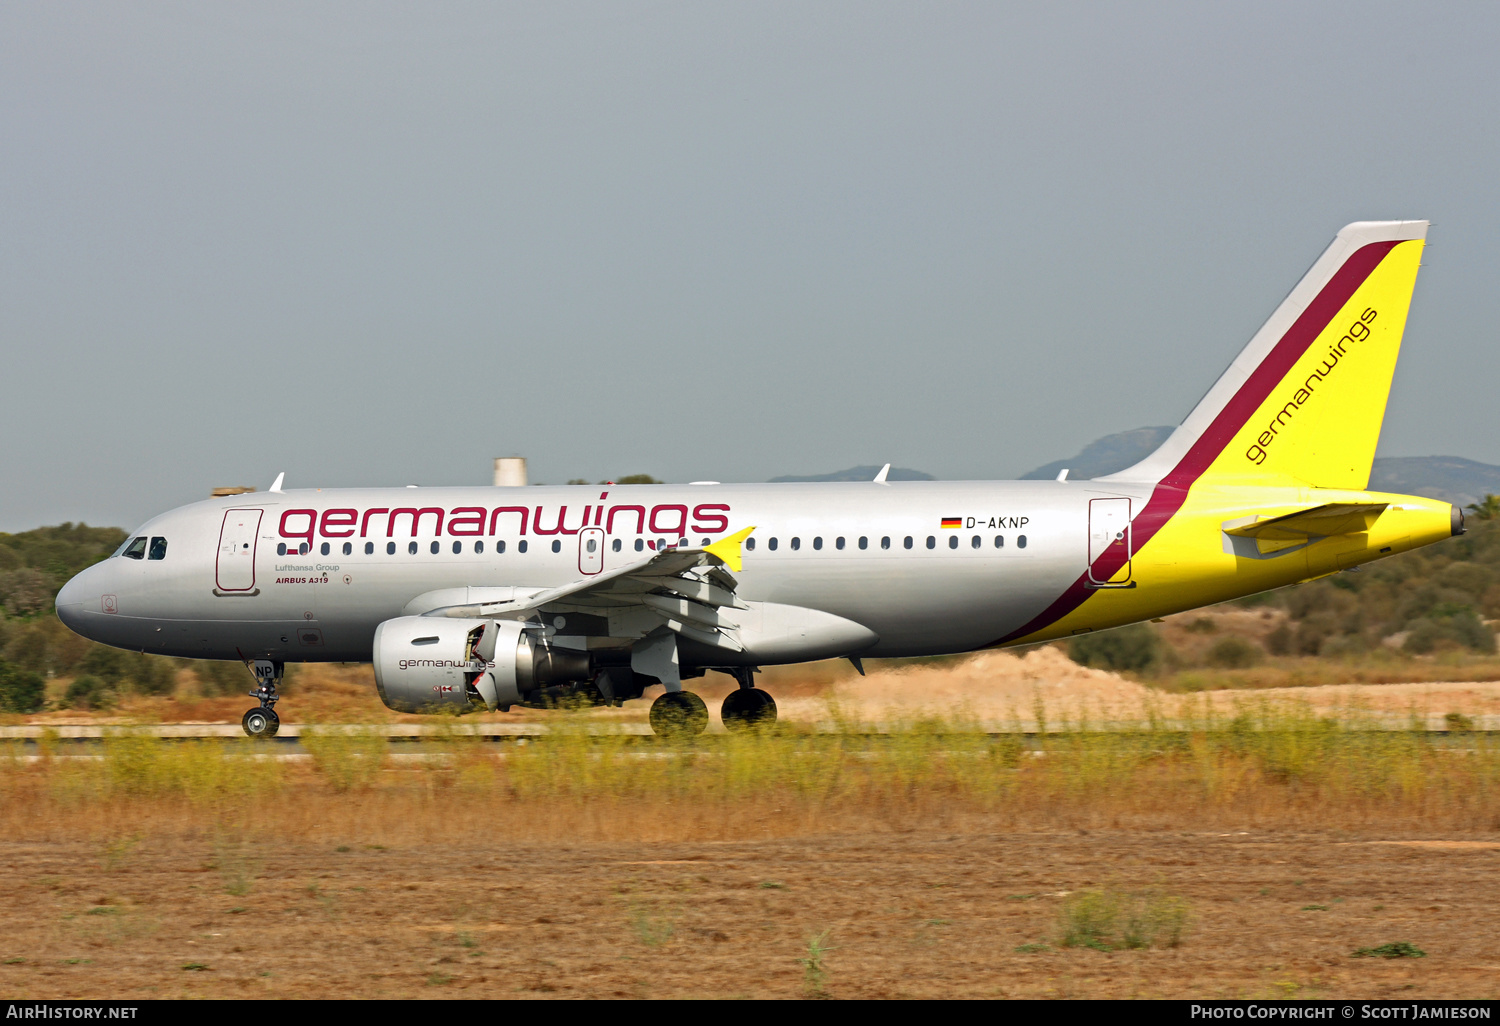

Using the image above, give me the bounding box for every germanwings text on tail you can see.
[56,220,1460,736]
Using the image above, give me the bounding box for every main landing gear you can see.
[649,690,708,737]
[645,670,779,738]
[242,659,282,738]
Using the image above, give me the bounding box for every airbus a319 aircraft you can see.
[57,220,1460,736]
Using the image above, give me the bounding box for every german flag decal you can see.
[940,517,962,529]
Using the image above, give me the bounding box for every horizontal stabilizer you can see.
[1223,502,1388,541]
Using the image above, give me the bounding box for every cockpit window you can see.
[122,537,147,560]
[148,537,168,560]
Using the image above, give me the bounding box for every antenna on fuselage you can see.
[269,472,285,493]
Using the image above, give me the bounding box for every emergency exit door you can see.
[216,509,263,592]
[1087,497,1132,586]
[578,527,605,575]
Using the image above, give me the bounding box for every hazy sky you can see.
[4,1,1499,531]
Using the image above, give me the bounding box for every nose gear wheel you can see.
[242,706,280,738]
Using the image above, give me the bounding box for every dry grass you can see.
[4,701,1498,846]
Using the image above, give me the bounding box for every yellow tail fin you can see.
[1105,221,1426,490]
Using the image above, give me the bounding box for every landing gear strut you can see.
[242,659,282,738]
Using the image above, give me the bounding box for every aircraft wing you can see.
[1222,502,1388,542]
[416,527,756,652]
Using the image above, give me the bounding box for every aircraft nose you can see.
[54,567,94,636]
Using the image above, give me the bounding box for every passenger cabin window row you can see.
[274,532,1029,558]
[746,534,1026,552]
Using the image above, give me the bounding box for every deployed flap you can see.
[1223,502,1388,541]
[412,531,758,651]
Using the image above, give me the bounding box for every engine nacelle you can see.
[372,616,592,713]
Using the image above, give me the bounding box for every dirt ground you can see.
[0,830,1496,999]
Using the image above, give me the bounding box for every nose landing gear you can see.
[241,659,283,738]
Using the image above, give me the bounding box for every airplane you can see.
[56,220,1460,737]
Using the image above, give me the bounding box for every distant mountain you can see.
[1021,427,1500,508]
[769,465,935,483]
[1020,427,1174,481]
[1368,457,1500,510]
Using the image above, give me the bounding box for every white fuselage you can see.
[56,480,1132,665]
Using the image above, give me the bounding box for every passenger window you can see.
[971,535,980,549]
[926,536,935,549]
[791,537,801,551]
[701,537,711,547]
[148,537,168,560]
[812,537,822,550]
[903,536,912,549]
[451,541,461,554]
[612,538,621,552]
[881,536,890,550]
[320,542,330,556]
[635,539,644,552]
[343,542,353,556]
[858,536,867,550]
[746,537,756,551]
[551,540,561,553]
[1018,535,1027,549]
[276,543,285,556]
[768,538,778,551]
[497,540,507,554]
[948,535,957,549]
[365,542,374,555]
[995,535,1004,548]
[475,541,484,554]
[836,537,845,550]
[406,542,417,555]
[519,540,528,553]
[387,542,396,555]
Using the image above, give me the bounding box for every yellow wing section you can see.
[703,526,756,572]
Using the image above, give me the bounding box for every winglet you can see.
[269,472,285,493]
[703,526,756,572]
[873,463,890,483]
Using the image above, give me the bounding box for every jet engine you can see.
[372,616,590,713]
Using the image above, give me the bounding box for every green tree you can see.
[0,659,46,713]
[1466,495,1500,521]
[609,474,662,485]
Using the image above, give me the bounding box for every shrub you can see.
[0,660,46,713]
[1204,637,1264,669]
[1059,888,1189,951]
[77,647,177,696]
[63,675,115,711]
[1067,623,1162,674]
[1263,624,1293,656]
[186,659,250,697]
[1402,607,1496,654]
